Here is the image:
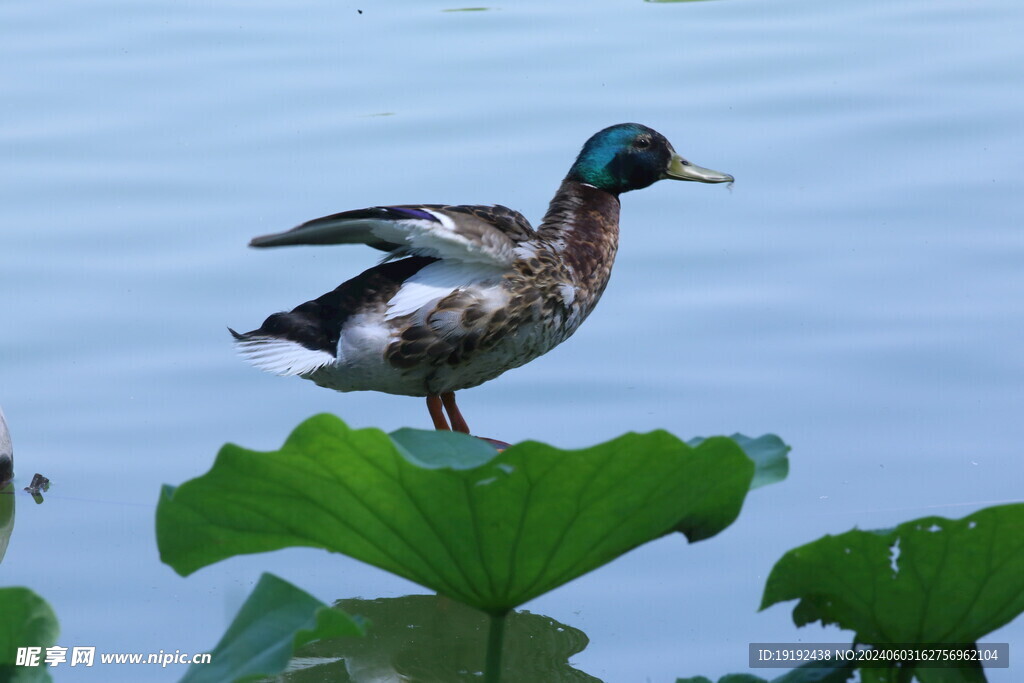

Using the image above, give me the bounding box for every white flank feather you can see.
[385,260,504,320]
[559,284,576,306]
[234,337,336,376]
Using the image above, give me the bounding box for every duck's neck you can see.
[537,180,621,296]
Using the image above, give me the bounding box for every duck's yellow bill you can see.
[664,153,733,183]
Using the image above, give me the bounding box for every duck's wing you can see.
[249,205,534,267]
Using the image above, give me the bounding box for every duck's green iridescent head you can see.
[567,123,733,195]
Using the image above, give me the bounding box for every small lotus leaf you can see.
[181,572,364,683]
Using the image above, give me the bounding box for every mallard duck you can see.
[232,123,732,434]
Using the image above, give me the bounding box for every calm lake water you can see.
[3,0,1023,680]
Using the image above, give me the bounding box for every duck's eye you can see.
[635,138,651,149]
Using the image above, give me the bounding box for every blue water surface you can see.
[2,0,1023,680]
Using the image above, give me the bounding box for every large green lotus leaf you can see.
[181,572,364,683]
[158,415,769,614]
[0,587,58,683]
[762,504,1024,646]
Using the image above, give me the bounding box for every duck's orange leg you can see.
[440,391,471,434]
[427,395,450,431]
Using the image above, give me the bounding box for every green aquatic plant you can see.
[676,507,1024,683]
[180,573,364,683]
[157,415,787,681]
[0,587,59,683]
[300,593,596,682]
[761,504,1024,683]
[156,416,1024,682]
